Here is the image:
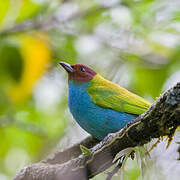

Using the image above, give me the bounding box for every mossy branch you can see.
[13,82,180,180]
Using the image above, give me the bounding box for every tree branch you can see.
[0,3,118,36]
[13,82,180,180]
[0,115,46,137]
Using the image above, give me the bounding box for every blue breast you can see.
[68,81,137,140]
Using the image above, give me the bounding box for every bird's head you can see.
[59,62,97,83]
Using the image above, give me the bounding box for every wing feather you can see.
[88,74,151,115]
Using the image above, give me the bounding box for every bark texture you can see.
[13,82,180,180]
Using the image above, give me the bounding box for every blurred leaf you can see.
[135,66,168,98]
[50,33,77,64]
[0,0,42,30]
[0,128,11,158]
[79,6,110,33]
[16,0,41,22]
[0,0,10,25]
[173,10,180,21]
[9,32,52,104]
[169,45,180,73]
[0,90,10,115]
[0,126,43,157]
[130,0,156,27]
[0,43,23,82]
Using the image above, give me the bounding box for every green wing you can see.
[88,74,151,115]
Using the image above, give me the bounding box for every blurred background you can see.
[0,0,180,179]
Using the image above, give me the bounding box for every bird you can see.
[60,62,151,140]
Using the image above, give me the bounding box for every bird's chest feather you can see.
[68,81,95,123]
[68,81,136,140]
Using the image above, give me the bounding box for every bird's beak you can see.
[59,62,74,73]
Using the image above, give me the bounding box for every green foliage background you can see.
[0,0,179,179]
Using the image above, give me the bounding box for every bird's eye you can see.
[80,67,86,72]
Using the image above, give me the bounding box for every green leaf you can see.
[0,42,23,82]
[80,145,91,156]
[0,0,10,25]
[135,66,168,98]
[16,0,41,22]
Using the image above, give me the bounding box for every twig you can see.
[0,115,46,137]
[0,3,119,36]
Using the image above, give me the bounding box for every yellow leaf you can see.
[9,32,52,103]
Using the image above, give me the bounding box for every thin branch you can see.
[13,82,180,180]
[0,115,46,137]
[0,2,119,36]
